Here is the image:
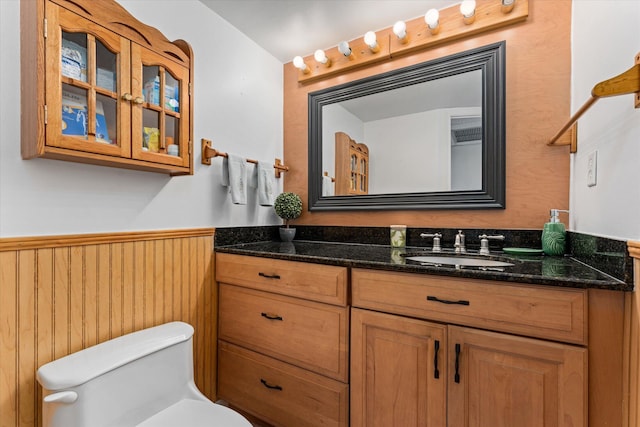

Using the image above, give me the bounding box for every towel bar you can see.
[201,139,289,178]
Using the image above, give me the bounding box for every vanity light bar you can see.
[292,0,528,83]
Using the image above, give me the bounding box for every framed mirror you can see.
[308,41,506,211]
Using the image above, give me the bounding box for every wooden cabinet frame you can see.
[21,0,194,175]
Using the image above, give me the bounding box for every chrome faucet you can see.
[478,234,505,255]
[454,230,466,253]
[420,233,442,252]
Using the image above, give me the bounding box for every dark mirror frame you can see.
[308,41,506,211]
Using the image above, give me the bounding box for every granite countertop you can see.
[215,240,632,291]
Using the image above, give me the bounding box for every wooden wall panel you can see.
[625,242,640,427]
[0,228,216,427]
[283,0,572,229]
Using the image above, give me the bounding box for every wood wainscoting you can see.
[0,228,216,427]
[626,241,640,427]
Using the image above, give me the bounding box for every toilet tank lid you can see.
[36,321,194,391]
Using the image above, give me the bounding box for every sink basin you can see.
[405,255,515,268]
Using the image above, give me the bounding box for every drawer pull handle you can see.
[259,272,281,279]
[427,296,470,306]
[454,343,461,383]
[260,379,283,391]
[261,312,283,321]
[434,340,440,379]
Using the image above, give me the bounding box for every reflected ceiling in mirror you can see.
[308,41,506,211]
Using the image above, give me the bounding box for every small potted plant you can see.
[274,192,303,242]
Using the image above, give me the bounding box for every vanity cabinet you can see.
[216,253,350,427]
[350,308,447,426]
[351,269,587,427]
[21,0,193,175]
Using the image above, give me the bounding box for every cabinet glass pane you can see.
[142,109,160,152]
[61,83,88,140]
[96,93,116,144]
[142,65,160,106]
[95,40,117,92]
[61,31,87,82]
[164,71,180,112]
[165,115,179,156]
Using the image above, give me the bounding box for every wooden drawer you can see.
[352,268,587,345]
[215,253,348,306]
[219,284,349,382]
[218,341,349,427]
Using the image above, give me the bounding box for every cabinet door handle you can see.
[434,340,440,379]
[260,379,283,391]
[454,343,461,383]
[121,93,133,101]
[133,96,144,105]
[258,272,281,279]
[261,312,283,321]
[427,296,470,306]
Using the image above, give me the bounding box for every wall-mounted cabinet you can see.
[21,0,193,175]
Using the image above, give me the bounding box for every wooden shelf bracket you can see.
[548,52,640,153]
[201,138,289,178]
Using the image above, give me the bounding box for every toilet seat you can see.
[136,399,252,427]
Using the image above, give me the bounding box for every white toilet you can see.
[36,321,251,427]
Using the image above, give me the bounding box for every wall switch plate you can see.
[587,151,597,187]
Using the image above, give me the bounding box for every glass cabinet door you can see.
[45,4,130,158]
[130,45,190,167]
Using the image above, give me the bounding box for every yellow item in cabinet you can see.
[143,127,160,152]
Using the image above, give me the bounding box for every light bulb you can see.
[292,56,309,73]
[338,41,352,57]
[314,49,330,66]
[393,20,407,41]
[364,31,379,53]
[424,8,440,34]
[460,0,476,24]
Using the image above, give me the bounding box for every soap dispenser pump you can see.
[542,209,569,256]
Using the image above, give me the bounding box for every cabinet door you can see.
[334,132,369,195]
[351,308,446,427]
[130,45,190,168]
[447,326,586,427]
[45,3,131,157]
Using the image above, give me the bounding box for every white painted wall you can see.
[0,0,283,237]
[366,109,451,193]
[321,103,364,181]
[570,0,640,240]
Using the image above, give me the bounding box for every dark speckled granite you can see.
[214,226,633,291]
[214,226,280,246]
[567,231,633,286]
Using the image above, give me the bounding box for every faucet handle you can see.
[478,234,505,255]
[420,233,442,252]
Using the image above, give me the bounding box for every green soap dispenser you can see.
[542,209,569,256]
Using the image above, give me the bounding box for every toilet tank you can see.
[37,322,204,427]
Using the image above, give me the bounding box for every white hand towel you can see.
[322,175,334,197]
[222,154,247,205]
[247,163,258,189]
[257,161,276,206]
